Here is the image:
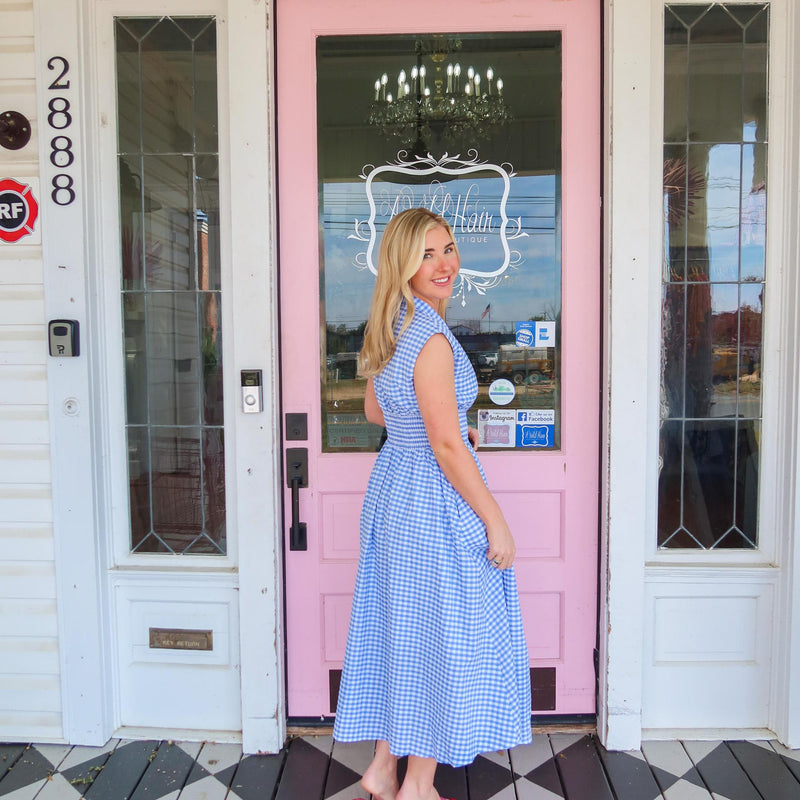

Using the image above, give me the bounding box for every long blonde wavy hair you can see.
[358,207,459,378]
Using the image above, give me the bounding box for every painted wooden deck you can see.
[2,734,799,800]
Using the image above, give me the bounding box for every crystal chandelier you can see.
[369,38,511,155]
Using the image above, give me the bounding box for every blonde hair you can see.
[358,208,458,378]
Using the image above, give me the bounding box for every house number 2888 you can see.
[46,56,76,206]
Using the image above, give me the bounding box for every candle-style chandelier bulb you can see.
[368,46,511,150]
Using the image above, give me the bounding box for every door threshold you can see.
[113,725,242,744]
[642,726,775,742]
[287,718,597,739]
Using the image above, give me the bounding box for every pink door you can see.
[278,0,600,720]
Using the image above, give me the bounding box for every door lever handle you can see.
[289,474,307,550]
[286,448,308,551]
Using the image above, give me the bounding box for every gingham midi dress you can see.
[333,298,532,767]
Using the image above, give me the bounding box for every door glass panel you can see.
[318,32,562,452]
[658,4,767,550]
[116,17,226,555]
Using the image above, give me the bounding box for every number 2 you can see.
[47,56,70,90]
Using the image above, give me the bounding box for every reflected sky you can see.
[323,172,560,331]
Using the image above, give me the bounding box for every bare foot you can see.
[395,786,440,800]
[361,763,400,800]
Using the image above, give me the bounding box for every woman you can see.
[333,208,531,800]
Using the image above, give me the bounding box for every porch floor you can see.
[2,733,799,800]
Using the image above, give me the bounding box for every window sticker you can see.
[488,378,515,405]
[534,321,556,347]
[516,409,555,448]
[478,409,516,447]
[515,321,535,347]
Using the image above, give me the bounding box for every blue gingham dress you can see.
[333,298,531,767]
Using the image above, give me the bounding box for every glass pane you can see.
[688,144,741,283]
[140,19,195,153]
[115,23,141,153]
[317,32,562,452]
[143,154,194,290]
[149,427,203,552]
[123,292,147,424]
[657,420,683,546]
[184,428,226,553]
[688,10,742,142]
[119,155,144,289]
[741,143,766,280]
[745,7,769,44]
[670,5,712,28]
[147,291,200,427]
[739,282,763,418]
[196,155,221,291]
[684,282,712,418]
[743,42,768,142]
[734,419,759,544]
[128,425,151,550]
[663,144,689,280]
[116,17,224,556]
[682,420,737,548]
[661,283,685,418]
[201,292,224,425]
[664,34,688,142]
[195,23,219,153]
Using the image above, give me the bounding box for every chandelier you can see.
[368,38,511,154]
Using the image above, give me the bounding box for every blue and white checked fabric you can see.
[333,298,532,767]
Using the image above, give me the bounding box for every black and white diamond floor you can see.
[2,734,799,800]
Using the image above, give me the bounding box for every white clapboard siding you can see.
[0,80,39,165]
[0,0,62,744]
[0,250,44,284]
[0,326,47,365]
[0,405,50,444]
[1,285,45,324]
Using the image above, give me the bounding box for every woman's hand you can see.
[468,426,479,450]
[485,516,516,570]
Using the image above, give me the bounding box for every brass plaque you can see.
[149,628,213,651]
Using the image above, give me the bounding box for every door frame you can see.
[38,0,285,751]
[277,0,602,721]
[601,0,800,749]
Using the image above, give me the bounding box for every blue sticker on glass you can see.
[516,409,555,448]
[515,321,536,347]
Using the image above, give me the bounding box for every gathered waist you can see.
[382,412,470,450]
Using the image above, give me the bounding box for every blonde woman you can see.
[333,208,531,800]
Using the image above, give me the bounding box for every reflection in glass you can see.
[658,5,767,550]
[317,32,562,452]
[116,17,225,555]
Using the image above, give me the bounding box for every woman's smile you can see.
[409,225,460,308]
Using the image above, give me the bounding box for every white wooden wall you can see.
[0,0,63,742]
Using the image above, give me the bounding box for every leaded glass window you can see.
[116,17,226,554]
[658,4,768,549]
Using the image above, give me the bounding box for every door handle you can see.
[286,447,308,551]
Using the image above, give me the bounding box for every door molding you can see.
[35,0,113,746]
[601,0,800,749]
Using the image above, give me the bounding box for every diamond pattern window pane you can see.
[116,17,226,555]
[659,4,768,550]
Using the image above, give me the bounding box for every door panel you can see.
[278,0,600,718]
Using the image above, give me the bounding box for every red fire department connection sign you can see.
[0,178,39,243]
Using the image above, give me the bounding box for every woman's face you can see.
[408,225,460,309]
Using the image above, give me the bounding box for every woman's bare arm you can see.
[414,334,516,567]
[364,377,385,427]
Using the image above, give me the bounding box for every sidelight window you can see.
[115,17,226,554]
[658,4,768,549]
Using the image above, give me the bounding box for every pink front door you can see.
[278,0,600,720]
